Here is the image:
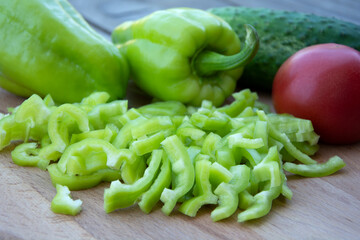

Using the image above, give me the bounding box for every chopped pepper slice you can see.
[138,153,172,214]
[104,150,163,213]
[160,135,195,215]
[179,159,218,217]
[211,165,250,221]
[283,156,346,177]
[51,184,82,216]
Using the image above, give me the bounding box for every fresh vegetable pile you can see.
[0,0,356,225]
[0,90,345,221]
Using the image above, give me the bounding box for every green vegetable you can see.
[179,159,218,217]
[104,150,163,213]
[208,7,360,90]
[160,135,195,215]
[48,164,122,191]
[112,8,259,106]
[211,165,250,221]
[51,184,82,216]
[0,94,53,151]
[0,89,346,223]
[138,154,172,214]
[11,142,49,170]
[283,156,346,177]
[0,0,129,103]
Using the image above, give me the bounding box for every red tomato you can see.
[272,43,360,144]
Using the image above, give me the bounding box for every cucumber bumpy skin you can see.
[208,7,360,90]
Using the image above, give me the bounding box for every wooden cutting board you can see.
[1,86,360,240]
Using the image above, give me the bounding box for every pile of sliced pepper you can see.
[0,89,345,221]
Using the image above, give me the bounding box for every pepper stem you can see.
[193,24,259,77]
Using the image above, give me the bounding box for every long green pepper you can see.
[0,0,129,103]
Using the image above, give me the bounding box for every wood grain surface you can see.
[1,1,360,239]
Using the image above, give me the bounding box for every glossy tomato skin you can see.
[272,43,360,144]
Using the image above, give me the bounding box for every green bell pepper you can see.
[0,0,129,103]
[112,8,259,106]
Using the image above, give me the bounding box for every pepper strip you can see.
[217,89,258,117]
[209,162,233,188]
[11,142,49,170]
[51,184,82,216]
[137,101,188,118]
[70,125,116,144]
[257,111,317,165]
[201,132,222,161]
[104,150,163,213]
[88,100,128,129]
[176,120,206,144]
[39,104,90,161]
[211,165,250,221]
[131,116,175,139]
[111,116,147,149]
[283,156,346,177]
[160,135,195,215]
[138,154,172,213]
[130,130,172,156]
[47,164,121,191]
[237,186,281,222]
[56,138,129,176]
[179,159,218,217]
[0,94,52,150]
[237,146,283,222]
[215,147,235,169]
[228,133,264,149]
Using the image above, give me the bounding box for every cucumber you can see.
[208,7,360,90]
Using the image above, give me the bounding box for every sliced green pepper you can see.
[138,153,172,214]
[217,89,258,117]
[11,142,49,170]
[160,135,195,215]
[0,94,52,150]
[39,104,90,161]
[70,125,116,144]
[104,150,163,213]
[51,184,82,216]
[130,130,171,156]
[47,164,121,191]
[283,156,346,177]
[111,116,147,149]
[131,116,175,139]
[112,8,259,106]
[137,101,188,118]
[179,159,218,217]
[209,162,233,188]
[237,187,281,222]
[88,100,128,129]
[57,138,126,176]
[211,165,250,221]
